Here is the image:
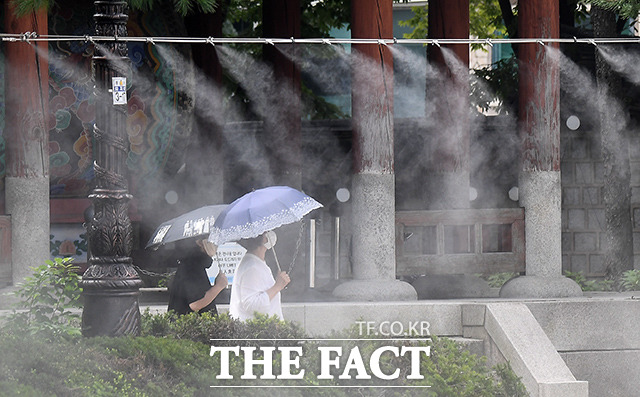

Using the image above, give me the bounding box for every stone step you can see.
[449,336,485,358]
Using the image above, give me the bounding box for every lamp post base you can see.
[81,270,142,337]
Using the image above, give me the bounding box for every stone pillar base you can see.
[499,275,582,298]
[411,274,491,299]
[6,176,50,284]
[333,279,417,301]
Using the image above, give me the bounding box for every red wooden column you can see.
[518,1,561,174]
[427,0,469,71]
[262,0,308,297]
[262,0,302,189]
[500,0,581,298]
[351,0,394,178]
[3,4,50,284]
[333,0,416,301]
[425,0,470,210]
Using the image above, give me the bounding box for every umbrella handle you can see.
[271,247,290,290]
[271,246,282,272]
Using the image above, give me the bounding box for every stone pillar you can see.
[3,4,50,284]
[425,0,470,210]
[500,0,581,298]
[81,0,142,336]
[333,0,416,301]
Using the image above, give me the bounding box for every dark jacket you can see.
[167,250,217,315]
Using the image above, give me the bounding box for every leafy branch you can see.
[587,0,640,19]
[3,257,83,339]
[8,0,218,17]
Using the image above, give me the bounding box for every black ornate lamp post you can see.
[81,0,142,336]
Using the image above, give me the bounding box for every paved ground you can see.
[3,281,640,314]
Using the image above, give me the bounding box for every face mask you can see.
[201,240,218,257]
[264,230,277,250]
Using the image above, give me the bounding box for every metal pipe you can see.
[308,219,316,288]
[3,33,640,46]
[332,216,340,280]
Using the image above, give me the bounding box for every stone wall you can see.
[561,129,606,277]
[561,126,640,275]
[630,134,640,269]
[0,216,11,287]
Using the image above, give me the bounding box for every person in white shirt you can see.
[229,231,290,321]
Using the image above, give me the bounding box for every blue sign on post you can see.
[112,77,127,105]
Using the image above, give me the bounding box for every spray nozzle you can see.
[207,37,215,47]
[378,39,387,46]
[432,39,441,48]
[485,38,493,47]
[537,40,545,46]
[146,37,155,45]
[265,39,275,46]
[21,31,38,43]
[322,39,332,45]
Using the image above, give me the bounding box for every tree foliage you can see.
[9,0,218,17]
[226,0,350,38]
[8,0,51,16]
[587,0,640,19]
[399,0,511,51]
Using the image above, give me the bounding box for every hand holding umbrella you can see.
[270,271,291,298]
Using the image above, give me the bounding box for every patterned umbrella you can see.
[208,186,323,245]
[146,204,227,249]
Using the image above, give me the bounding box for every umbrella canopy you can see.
[146,204,227,249]
[208,186,323,245]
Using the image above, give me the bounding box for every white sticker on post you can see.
[112,77,127,105]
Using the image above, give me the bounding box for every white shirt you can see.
[229,253,284,321]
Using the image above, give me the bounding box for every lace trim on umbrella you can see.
[208,196,321,244]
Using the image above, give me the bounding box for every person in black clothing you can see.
[168,237,228,315]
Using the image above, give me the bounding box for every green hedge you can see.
[0,311,527,396]
[1,261,527,396]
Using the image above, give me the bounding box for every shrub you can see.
[139,311,528,396]
[564,270,613,291]
[620,269,640,291]
[141,310,306,345]
[0,331,201,396]
[420,337,528,396]
[0,312,529,397]
[485,272,519,288]
[0,264,528,396]
[3,257,82,338]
